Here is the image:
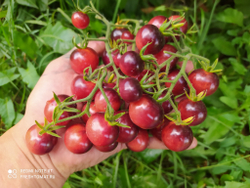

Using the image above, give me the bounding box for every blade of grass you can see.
[123,154,131,188]
[172,151,178,183]
[197,0,220,49]
[113,150,122,188]
[112,0,121,24]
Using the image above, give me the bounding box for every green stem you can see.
[189,53,210,65]
[86,38,108,42]
[179,59,196,97]
[168,97,181,122]
[162,32,183,53]
[110,24,131,28]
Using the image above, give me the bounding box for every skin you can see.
[0,40,197,188]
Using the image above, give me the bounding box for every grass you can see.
[1,0,250,187]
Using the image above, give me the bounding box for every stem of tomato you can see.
[179,59,196,97]
[51,71,108,126]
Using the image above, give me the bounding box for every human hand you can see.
[0,41,197,188]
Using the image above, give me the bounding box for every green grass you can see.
[1,0,250,187]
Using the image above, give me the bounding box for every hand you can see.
[0,41,197,188]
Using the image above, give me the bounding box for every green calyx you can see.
[199,58,222,73]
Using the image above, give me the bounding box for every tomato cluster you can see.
[25,11,220,155]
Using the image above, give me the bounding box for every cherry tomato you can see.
[44,94,77,125]
[154,44,178,72]
[82,102,99,123]
[102,49,121,69]
[95,142,118,152]
[129,95,164,129]
[148,15,169,43]
[126,129,149,152]
[102,82,116,89]
[94,88,122,112]
[148,15,167,28]
[169,15,188,34]
[86,113,119,146]
[178,98,207,126]
[158,91,173,114]
[111,28,127,42]
[150,117,170,141]
[134,69,154,82]
[119,77,143,103]
[121,30,134,44]
[115,111,139,143]
[136,24,165,55]
[119,51,144,77]
[134,69,155,93]
[70,47,99,74]
[165,69,189,96]
[64,123,93,154]
[71,11,90,29]
[188,69,219,96]
[25,124,57,155]
[71,75,96,100]
[161,122,193,152]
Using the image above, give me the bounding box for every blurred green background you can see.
[1,0,250,187]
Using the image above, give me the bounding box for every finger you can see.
[87,38,106,56]
[177,60,194,74]
[147,136,197,150]
[63,37,106,58]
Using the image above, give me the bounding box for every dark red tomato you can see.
[94,88,121,112]
[115,112,139,143]
[154,44,178,72]
[86,113,119,146]
[44,94,77,125]
[70,47,99,74]
[129,95,164,129]
[136,24,165,55]
[71,11,90,29]
[169,15,188,34]
[158,91,173,114]
[134,69,154,82]
[82,102,99,123]
[64,123,93,154]
[102,82,116,89]
[165,69,189,96]
[148,15,167,28]
[188,69,219,96]
[95,142,118,152]
[126,129,149,152]
[162,122,193,152]
[150,117,170,141]
[102,49,121,69]
[119,77,143,103]
[119,51,144,77]
[25,124,57,155]
[148,15,169,43]
[134,69,155,93]
[121,30,134,44]
[178,98,207,126]
[71,75,96,100]
[111,28,127,42]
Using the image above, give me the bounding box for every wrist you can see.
[0,117,68,188]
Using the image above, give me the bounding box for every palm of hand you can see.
[11,42,125,179]
[10,41,197,182]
